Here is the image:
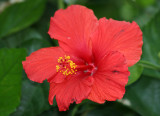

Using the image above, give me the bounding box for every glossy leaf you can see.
[33,2,58,46]
[127,63,143,85]
[80,101,139,116]
[0,48,26,116]
[11,80,50,116]
[141,11,160,79]
[0,28,52,115]
[122,76,160,116]
[0,28,51,54]
[0,0,46,39]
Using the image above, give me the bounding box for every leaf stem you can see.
[71,104,80,116]
[138,60,160,71]
[58,0,64,9]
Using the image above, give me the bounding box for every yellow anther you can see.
[65,55,70,60]
[56,65,60,72]
[58,57,63,63]
[56,55,77,76]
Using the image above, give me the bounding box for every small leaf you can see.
[0,48,26,116]
[127,63,143,85]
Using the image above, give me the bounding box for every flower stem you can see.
[58,0,64,9]
[138,60,160,71]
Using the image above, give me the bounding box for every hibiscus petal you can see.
[91,18,143,66]
[48,5,98,62]
[22,47,66,83]
[88,51,129,103]
[48,72,94,111]
[48,72,66,83]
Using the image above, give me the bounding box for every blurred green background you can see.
[0,0,160,116]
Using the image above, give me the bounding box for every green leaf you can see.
[0,48,26,116]
[0,28,51,54]
[0,28,52,115]
[0,0,46,39]
[120,2,138,21]
[141,11,160,79]
[33,2,58,46]
[11,80,50,116]
[85,0,124,19]
[135,6,159,27]
[81,101,139,116]
[121,76,160,116]
[127,63,143,85]
[136,0,155,7]
[38,110,58,116]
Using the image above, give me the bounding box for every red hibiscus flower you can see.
[22,5,143,111]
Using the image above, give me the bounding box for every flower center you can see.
[75,63,97,76]
[56,55,77,76]
[56,55,97,76]
[83,63,97,76]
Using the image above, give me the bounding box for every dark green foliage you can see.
[124,76,160,116]
[141,11,160,78]
[0,0,46,39]
[0,0,159,116]
[0,48,26,116]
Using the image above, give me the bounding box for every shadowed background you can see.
[0,0,160,116]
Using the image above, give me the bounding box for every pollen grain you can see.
[56,55,77,76]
